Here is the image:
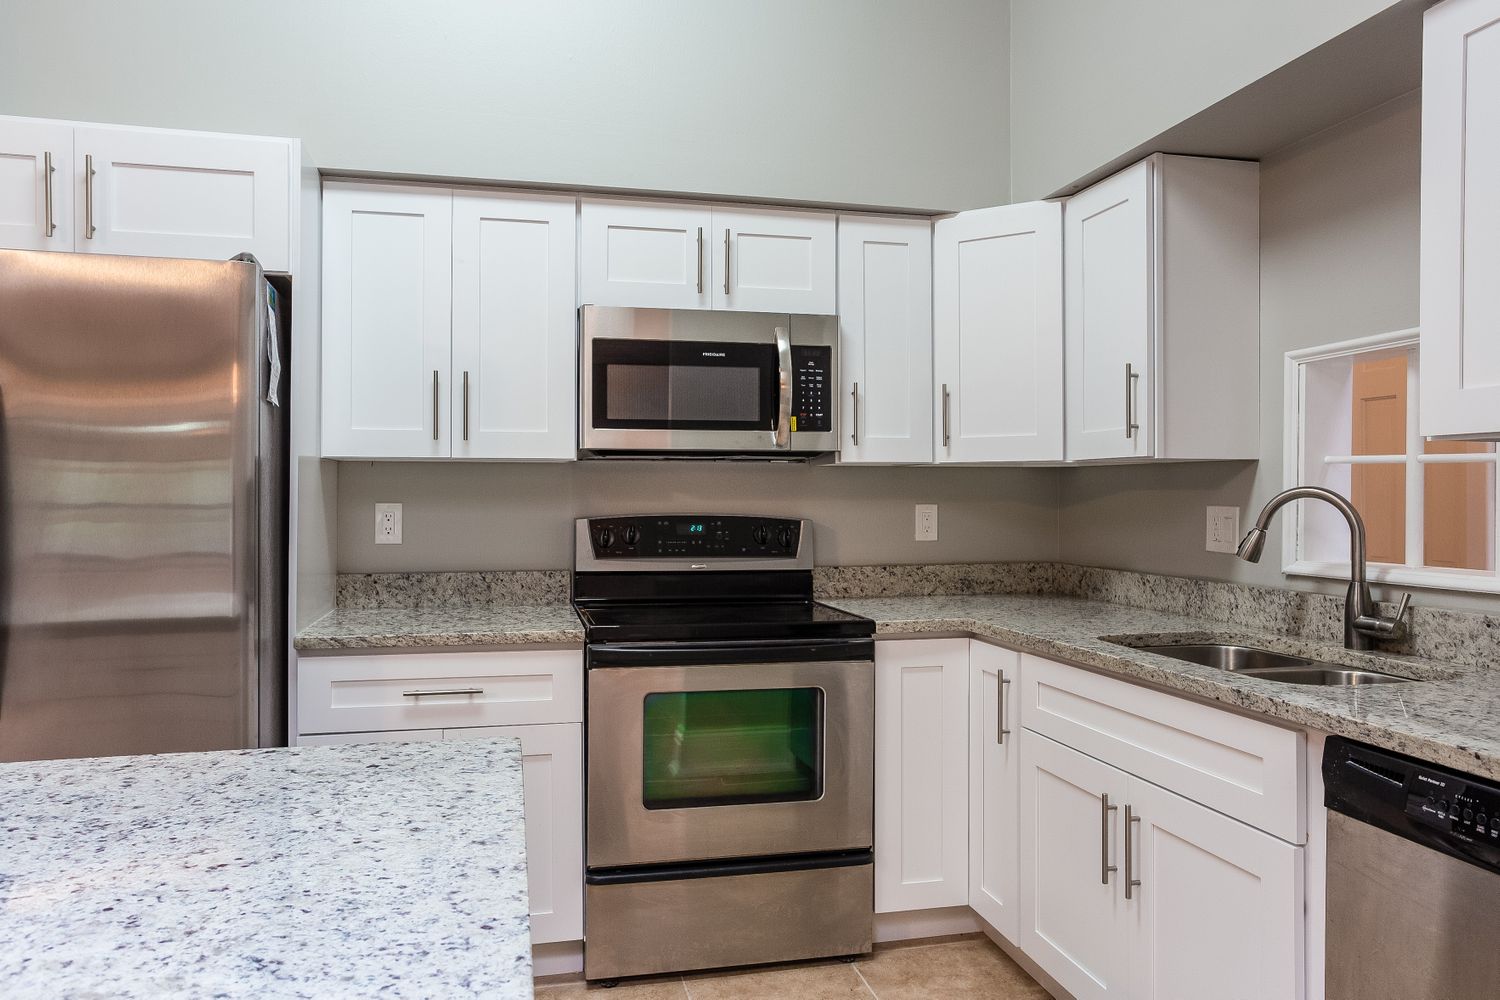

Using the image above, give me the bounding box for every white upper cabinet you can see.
[1064,154,1259,463]
[713,206,836,314]
[580,198,711,309]
[837,215,933,464]
[0,119,73,251]
[73,125,291,271]
[933,201,1064,463]
[968,642,1021,942]
[1421,0,1500,439]
[582,199,835,314]
[452,190,577,460]
[322,182,453,459]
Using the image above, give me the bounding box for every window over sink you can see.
[1285,330,1498,593]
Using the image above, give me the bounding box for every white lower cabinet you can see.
[968,642,1021,941]
[874,638,970,912]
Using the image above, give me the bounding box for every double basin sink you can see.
[1130,643,1412,686]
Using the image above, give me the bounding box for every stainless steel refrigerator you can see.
[0,249,287,762]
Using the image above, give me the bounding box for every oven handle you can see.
[773,324,792,449]
[588,638,873,668]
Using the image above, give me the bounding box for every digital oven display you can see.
[675,523,706,536]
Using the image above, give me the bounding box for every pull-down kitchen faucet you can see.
[1237,486,1410,651]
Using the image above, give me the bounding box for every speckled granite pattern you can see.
[296,604,584,650]
[337,570,569,609]
[813,562,1057,599]
[0,740,532,999]
[826,593,1500,780]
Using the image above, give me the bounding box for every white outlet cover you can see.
[915,504,938,542]
[375,502,403,545]
[1206,505,1240,554]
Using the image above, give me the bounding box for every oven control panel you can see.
[586,515,803,558]
[790,346,832,434]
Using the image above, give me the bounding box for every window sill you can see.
[1284,559,1500,596]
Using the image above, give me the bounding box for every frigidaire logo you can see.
[701,351,726,357]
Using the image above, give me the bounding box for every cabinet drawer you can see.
[1020,654,1305,842]
[298,650,582,734]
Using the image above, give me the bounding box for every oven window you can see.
[641,688,823,809]
[606,364,761,423]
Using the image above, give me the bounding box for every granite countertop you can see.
[0,740,532,999]
[296,604,584,650]
[825,593,1500,781]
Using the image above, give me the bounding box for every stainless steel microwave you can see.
[580,305,838,457]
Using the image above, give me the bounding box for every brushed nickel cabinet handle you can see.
[941,383,952,448]
[1125,362,1140,439]
[43,151,56,237]
[402,687,484,698]
[696,226,704,294]
[1125,804,1142,899]
[850,382,859,446]
[432,370,440,441]
[84,153,96,239]
[462,370,470,442]
[1101,792,1118,884]
[723,228,731,296]
[997,674,1012,745]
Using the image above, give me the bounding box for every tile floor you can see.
[534,934,1052,999]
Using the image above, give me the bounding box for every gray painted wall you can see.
[1059,93,1500,615]
[1007,0,1402,200]
[0,0,1009,212]
[336,463,1061,572]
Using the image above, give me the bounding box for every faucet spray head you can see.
[1236,527,1268,562]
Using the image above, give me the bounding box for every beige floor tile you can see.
[854,938,1050,1000]
[683,961,873,1000]
[534,975,688,998]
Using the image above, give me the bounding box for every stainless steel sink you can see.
[1134,642,1413,685]
[1135,643,1313,672]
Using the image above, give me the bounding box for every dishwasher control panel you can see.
[1408,769,1500,843]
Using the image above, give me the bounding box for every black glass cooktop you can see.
[575,600,874,644]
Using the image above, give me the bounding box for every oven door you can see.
[580,305,837,454]
[586,640,874,869]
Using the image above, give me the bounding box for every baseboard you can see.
[873,905,980,943]
[533,940,584,978]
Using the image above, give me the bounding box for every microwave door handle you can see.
[774,324,792,449]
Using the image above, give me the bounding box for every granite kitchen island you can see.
[0,739,532,999]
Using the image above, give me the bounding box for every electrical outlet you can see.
[915,504,938,542]
[375,502,403,545]
[1206,505,1240,553]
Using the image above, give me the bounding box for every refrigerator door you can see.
[0,249,262,761]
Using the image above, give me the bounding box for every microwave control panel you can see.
[587,515,802,558]
[790,346,832,434]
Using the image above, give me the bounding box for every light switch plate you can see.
[915,504,938,542]
[1206,505,1240,553]
[375,502,403,545]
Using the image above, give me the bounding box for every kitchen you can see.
[2,0,1499,997]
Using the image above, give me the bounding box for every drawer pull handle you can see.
[402,687,484,698]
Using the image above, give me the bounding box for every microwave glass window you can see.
[606,364,761,423]
[642,687,823,809]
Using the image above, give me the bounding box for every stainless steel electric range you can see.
[573,515,876,983]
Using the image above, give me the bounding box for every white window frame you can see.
[1284,328,1500,594]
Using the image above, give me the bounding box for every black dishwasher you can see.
[1323,737,1500,1000]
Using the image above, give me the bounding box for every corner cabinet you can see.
[837,215,934,464]
[322,181,577,461]
[933,201,1064,463]
[1420,0,1500,439]
[581,198,836,315]
[1063,154,1259,462]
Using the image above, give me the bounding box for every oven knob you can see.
[623,526,640,546]
[597,527,614,550]
[778,527,794,550]
[751,525,770,546]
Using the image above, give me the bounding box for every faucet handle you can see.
[1391,592,1412,624]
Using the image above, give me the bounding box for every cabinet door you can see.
[837,216,933,464]
[712,207,836,314]
[321,183,452,459]
[1019,731,1132,1000]
[580,198,711,309]
[1126,776,1304,1000]
[968,642,1021,941]
[933,201,1064,463]
[1065,159,1154,461]
[73,126,290,270]
[1421,0,1500,438]
[452,190,577,460]
[446,723,584,944]
[874,638,969,912]
[0,118,73,251]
